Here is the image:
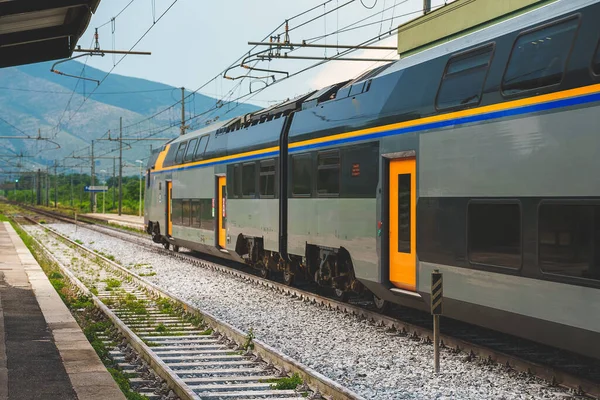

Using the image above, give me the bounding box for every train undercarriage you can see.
[236,235,367,300]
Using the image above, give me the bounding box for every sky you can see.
[81,0,452,107]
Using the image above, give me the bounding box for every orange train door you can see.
[389,157,416,291]
[166,181,173,236]
[217,176,226,248]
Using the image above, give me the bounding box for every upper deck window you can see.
[593,41,600,75]
[436,45,493,110]
[502,17,579,95]
[184,138,198,163]
[194,135,210,160]
[174,142,187,164]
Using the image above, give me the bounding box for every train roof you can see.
[382,0,599,77]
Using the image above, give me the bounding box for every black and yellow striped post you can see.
[431,269,443,373]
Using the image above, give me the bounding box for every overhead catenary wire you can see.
[49,0,181,137]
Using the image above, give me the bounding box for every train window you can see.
[171,199,182,226]
[241,162,256,197]
[317,151,340,196]
[468,202,521,268]
[146,170,151,188]
[182,200,191,226]
[174,142,187,164]
[233,164,241,197]
[398,174,411,253]
[184,138,198,163]
[191,200,201,228]
[194,135,210,160]
[199,199,214,231]
[292,154,312,196]
[593,41,600,75]
[259,159,275,197]
[502,17,579,95]
[539,204,600,282]
[436,45,493,110]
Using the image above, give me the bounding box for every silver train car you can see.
[144,0,600,359]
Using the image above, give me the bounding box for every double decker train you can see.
[144,0,600,359]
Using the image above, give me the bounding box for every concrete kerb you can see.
[25,224,200,400]
[39,222,365,400]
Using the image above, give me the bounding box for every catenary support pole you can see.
[45,166,49,207]
[113,158,116,209]
[91,140,95,212]
[180,87,186,136]
[119,117,123,216]
[37,169,41,205]
[54,162,57,207]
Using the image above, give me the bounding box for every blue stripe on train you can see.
[153,91,600,174]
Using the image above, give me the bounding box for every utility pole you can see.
[91,140,95,212]
[118,117,123,215]
[37,169,41,205]
[45,166,49,207]
[70,174,73,207]
[53,162,57,207]
[180,87,186,136]
[112,158,116,209]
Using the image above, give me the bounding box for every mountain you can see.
[0,61,260,173]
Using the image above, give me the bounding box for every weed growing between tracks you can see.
[8,219,149,400]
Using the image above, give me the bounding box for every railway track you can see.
[16,205,600,399]
[16,213,361,400]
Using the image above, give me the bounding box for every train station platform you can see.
[0,221,126,400]
[81,213,144,231]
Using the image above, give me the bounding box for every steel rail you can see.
[19,205,600,399]
[20,213,364,400]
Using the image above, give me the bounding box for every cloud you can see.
[309,36,399,90]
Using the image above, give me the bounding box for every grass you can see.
[138,272,156,277]
[243,328,255,350]
[117,294,148,315]
[264,373,304,390]
[74,239,84,245]
[103,278,122,289]
[94,249,116,262]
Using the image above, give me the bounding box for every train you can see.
[144,0,600,360]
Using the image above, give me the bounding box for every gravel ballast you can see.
[32,222,581,400]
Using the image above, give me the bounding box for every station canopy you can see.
[0,0,101,68]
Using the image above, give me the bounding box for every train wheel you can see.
[162,241,170,250]
[283,267,294,286]
[373,294,389,312]
[334,288,348,302]
[260,267,270,279]
[173,245,180,253]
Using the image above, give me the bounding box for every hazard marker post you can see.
[431,269,443,373]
